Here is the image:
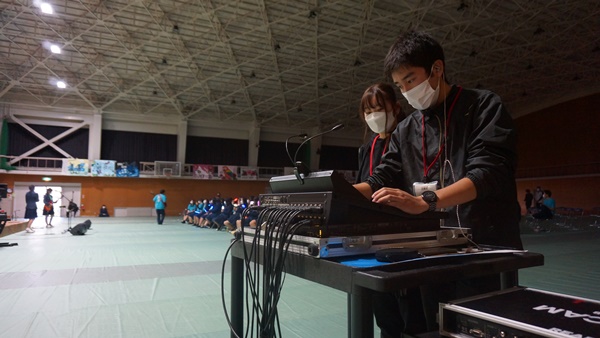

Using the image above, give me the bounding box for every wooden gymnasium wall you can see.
[514,93,600,214]
[0,174,269,217]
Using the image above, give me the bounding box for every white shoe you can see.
[26,228,35,233]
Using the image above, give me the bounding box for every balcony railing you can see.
[0,155,287,180]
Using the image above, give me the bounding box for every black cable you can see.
[220,236,242,338]
[236,203,319,338]
[261,208,288,335]
[261,209,305,336]
[241,206,269,338]
[250,209,274,337]
[259,207,282,336]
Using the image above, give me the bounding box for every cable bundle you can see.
[221,205,311,338]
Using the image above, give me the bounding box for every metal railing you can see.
[0,155,286,180]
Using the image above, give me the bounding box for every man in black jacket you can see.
[354,31,523,336]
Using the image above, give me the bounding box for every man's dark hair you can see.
[159,189,165,194]
[29,185,35,191]
[384,31,445,79]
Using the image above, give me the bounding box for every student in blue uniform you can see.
[152,189,167,224]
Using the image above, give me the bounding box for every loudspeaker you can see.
[68,219,92,235]
[0,183,7,199]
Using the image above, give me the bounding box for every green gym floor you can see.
[0,216,599,337]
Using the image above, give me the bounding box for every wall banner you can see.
[63,159,89,175]
[91,160,116,177]
[193,164,214,179]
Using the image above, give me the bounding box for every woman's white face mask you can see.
[364,111,396,134]
[402,70,440,110]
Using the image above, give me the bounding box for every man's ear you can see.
[394,101,402,117]
[433,60,443,75]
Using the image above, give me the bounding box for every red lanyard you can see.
[369,134,388,176]
[421,86,463,181]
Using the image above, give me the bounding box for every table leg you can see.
[500,270,518,289]
[231,254,244,338]
[350,287,374,338]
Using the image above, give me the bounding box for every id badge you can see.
[413,181,438,196]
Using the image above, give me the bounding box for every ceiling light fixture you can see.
[50,44,61,54]
[56,81,66,89]
[40,2,54,14]
[42,177,52,182]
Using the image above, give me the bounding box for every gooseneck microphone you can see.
[293,123,344,184]
[285,133,308,166]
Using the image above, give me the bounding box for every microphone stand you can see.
[292,124,344,184]
[285,133,308,166]
[59,191,78,226]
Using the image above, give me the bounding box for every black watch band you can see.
[421,191,438,212]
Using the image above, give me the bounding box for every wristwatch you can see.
[421,190,438,212]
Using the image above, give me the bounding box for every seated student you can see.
[213,198,234,231]
[234,198,259,234]
[224,197,248,232]
[198,199,217,228]
[533,190,555,220]
[192,199,206,226]
[202,196,222,228]
[181,200,197,224]
[99,205,110,217]
[196,199,212,227]
[223,198,247,232]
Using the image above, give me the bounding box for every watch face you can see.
[423,190,437,202]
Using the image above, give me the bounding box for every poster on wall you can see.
[91,160,116,177]
[239,167,258,180]
[218,165,238,180]
[63,159,89,175]
[193,164,214,179]
[116,162,139,177]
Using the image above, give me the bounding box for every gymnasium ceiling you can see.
[0,0,599,135]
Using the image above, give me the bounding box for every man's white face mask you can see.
[402,69,440,110]
[364,111,396,134]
